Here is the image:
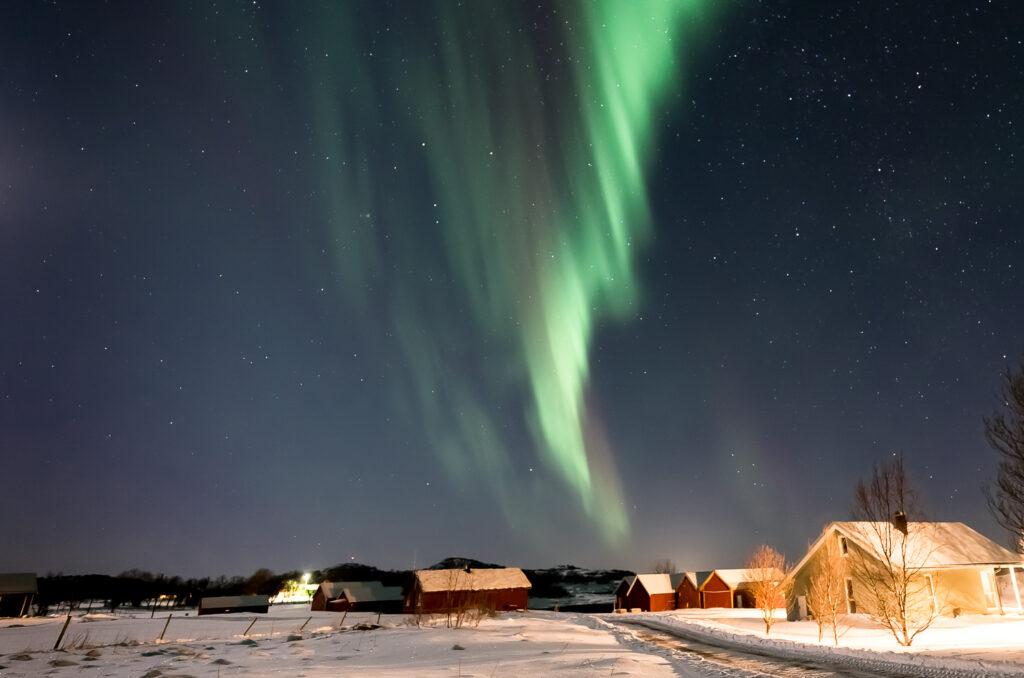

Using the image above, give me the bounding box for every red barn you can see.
[404,567,531,614]
[621,574,677,612]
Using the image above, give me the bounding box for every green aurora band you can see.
[298,0,715,542]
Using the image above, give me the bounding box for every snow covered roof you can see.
[0,572,37,594]
[790,521,1024,577]
[319,580,403,602]
[414,568,531,593]
[630,573,675,596]
[712,568,785,589]
[832,521,1024,569]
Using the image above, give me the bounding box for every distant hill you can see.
[426,557,504,570]
[523,564,634,611]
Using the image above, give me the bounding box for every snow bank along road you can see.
[604,612,1024,678]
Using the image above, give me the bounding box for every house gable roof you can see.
[630,573,675,596]
[790,521,1024,577]
[713,568,785,589]
[414,567,531,593]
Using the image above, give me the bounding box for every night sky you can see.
[2,1,1023,578]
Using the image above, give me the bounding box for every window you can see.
[845,578,857,613]
[981,570,996,608]
[839,535,849,556]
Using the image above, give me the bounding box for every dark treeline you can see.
[34,559,631,613]
[36,563,412,613]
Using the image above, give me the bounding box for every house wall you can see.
[0,594,33,618]
[624,585,649,611]
[700,573,733,608]
[614,581,631,610]
[934,568,989,614]
[407,586,528,614]
[648,592,676,612]
[310,589,328,612]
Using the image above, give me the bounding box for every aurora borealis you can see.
[290,0,716,541]
[3,1,1024,576]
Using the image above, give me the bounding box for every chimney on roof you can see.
[892,511,908,534]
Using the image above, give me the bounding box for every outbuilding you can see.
[197,595,270,616]
[405,567,531,614]
[698,570,734,608]
[674,571,703,609]
[696,568,785,608]
[613,576,635,610]
[0,573,37,618]
[311,581,404,613]
[620,574,677,612]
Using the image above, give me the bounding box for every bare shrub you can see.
[850,456,940,646]
[650,559,676,575]
[806,538,845,645]
[745,545,789,636]
[985,364,1024,549]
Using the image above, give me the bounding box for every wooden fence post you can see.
[298,616,312,632]
[339,611,348,628]
[243,617,258,636]
[53,613,72,650]
[158,613,173,642]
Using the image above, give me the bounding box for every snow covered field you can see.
[0,605,680,677]
[4,605,1024,676]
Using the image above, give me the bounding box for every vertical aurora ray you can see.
[264,0,717,541]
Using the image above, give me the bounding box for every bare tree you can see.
[745,544,789,636]
[984,364,1024,550]
[651,559,676,574]
[805,538,846,645]
[850,456,939,646]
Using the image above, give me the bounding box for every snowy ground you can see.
[0,605,686,677]
[610,608,1024,677]
[4,606,1024,676]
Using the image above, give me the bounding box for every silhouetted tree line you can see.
[32,560,630,614]
[33,563,413,614]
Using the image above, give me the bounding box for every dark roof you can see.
[694,570,714,588]
[319,581,403,602]
[0,573,37,594]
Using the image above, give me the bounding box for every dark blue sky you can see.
[2,1,1022,577]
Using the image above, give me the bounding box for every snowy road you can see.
[610,618,914,678]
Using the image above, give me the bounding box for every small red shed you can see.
[623,574,677,612]
[699,571,734,608]
[674,571,704,609]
